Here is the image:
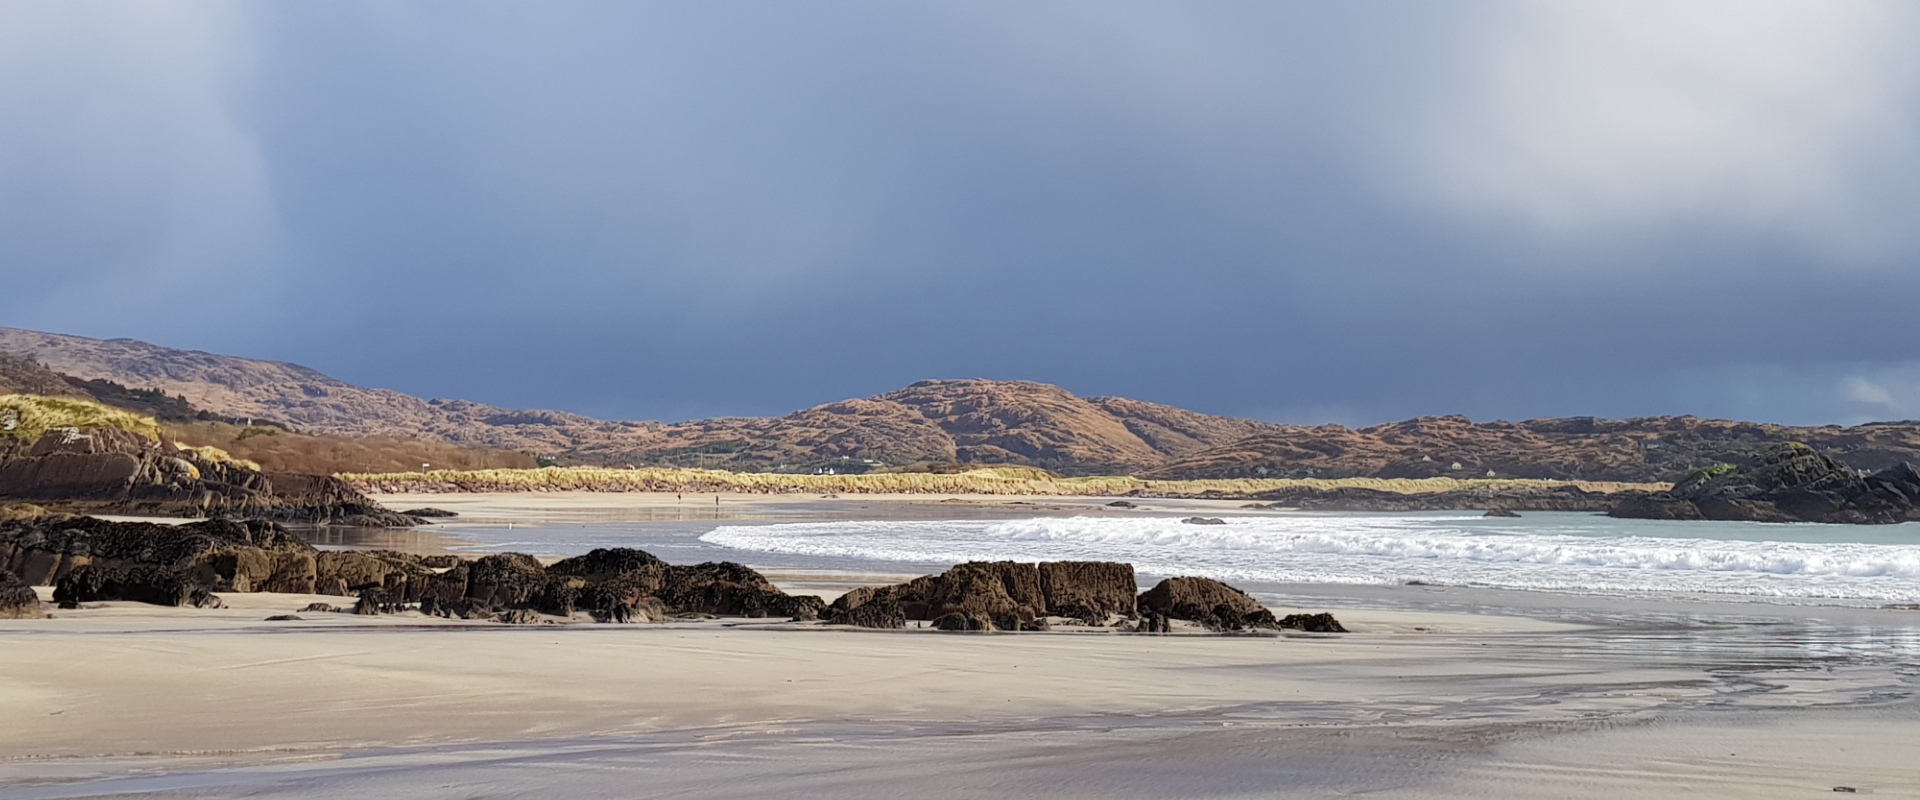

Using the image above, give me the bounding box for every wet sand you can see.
[0,493,1915,798]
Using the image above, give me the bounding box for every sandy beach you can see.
[2,493,1916,798]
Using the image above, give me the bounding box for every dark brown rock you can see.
[1277,612,1347,633]
[463,553,548,607]
[264,614,302,621]
[52,564,215,608]
[0,569,41,618]
[1138,576,1280,631]
[299,602,340,613]
[1181,517,1226,525]
[316,550,433,595]
[1038,561,1135,619]
[1482,508,1521,518]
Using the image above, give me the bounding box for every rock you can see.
[264,614,303,621]
[1610,444,1920,524]
[420,595,499,620]
[1277,612,1347,633]
[832,598,905,629]
[1138,577,1279,632]
[299,602,341,613]
[0,569,42,618]
[1038,561,1136,619]
[496,608,542,625]
[352,587,405,615]
[400,508,459,518]
[1105,500,1137,508]
[52,564,214,608]
[932,611,993,632]
[463,553,548,607]
[1181,517,1226,525]
[316,550,433,596]
[1134,611,1171,633]
[1482,508,1521,518]
[1,515,317,595]
[547,548,666,582]
[419,555,463,569]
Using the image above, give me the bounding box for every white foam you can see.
[699,515,1920,602]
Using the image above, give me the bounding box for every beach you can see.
[1,493,1916,798]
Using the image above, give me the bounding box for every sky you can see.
[4,1,1920,426]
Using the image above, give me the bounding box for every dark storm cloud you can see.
[4,1,1920,425]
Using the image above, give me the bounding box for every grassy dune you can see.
[0,394,162,442]
[340,465,1665,497]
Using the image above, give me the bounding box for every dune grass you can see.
[339,464,1663,497]
[0,394,162,443]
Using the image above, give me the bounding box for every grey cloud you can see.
[2,2,1917,426]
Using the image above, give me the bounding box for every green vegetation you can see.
[0,394,162,442]
[339,464,1665,497]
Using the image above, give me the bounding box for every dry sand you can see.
[1,494,1916,798]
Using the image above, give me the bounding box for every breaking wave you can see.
[700,515,1920,603]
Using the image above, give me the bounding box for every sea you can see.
[431,511,1920,607]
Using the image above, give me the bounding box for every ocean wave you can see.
[700,515,1920,602]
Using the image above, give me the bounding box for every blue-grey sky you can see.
[5,2,1920,426]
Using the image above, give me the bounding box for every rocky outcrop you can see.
[0,426,418,525]
[0,569,41,618]
[1,515,318,596]
[315,550,435,596]
[1038,561,1136,619]
[1243,484,1633,513]
[53,564,223,608]
[1610,443,1920,524]
[1138,577,1280,632]
[830,560,1138,631]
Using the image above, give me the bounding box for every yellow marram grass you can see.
[340,464,1663,496]
[0,394,162,442]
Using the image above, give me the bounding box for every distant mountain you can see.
[9,327,1920,481]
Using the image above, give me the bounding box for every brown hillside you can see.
[0,329,1274,472]
[1146,415,1920,483]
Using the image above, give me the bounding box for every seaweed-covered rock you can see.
[547,548,666,582]
[1138,577,1279,631]
[1038,561,1135,619]
[0,569,41,618]
[2,516,317,595]
[316,550,433,596]
[463,553,548,607]
[52,564,218,608]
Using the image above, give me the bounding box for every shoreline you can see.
[4,493,1918,797]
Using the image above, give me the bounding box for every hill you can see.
[0,329,1276,473]
[1145,415,1920,483]
[9,327,1920,482]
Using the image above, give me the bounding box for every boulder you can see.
[1482,508,1521,518]
[299,602,341,613]
[1277,612,1347,633]
[1181,517,1226,525]
[1138,577,1279,632]
[1038,561,1136,619]
[264,614,302,621]
[0,569,41,618]
[1105,500,1137,509]
[547,548,666,582]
